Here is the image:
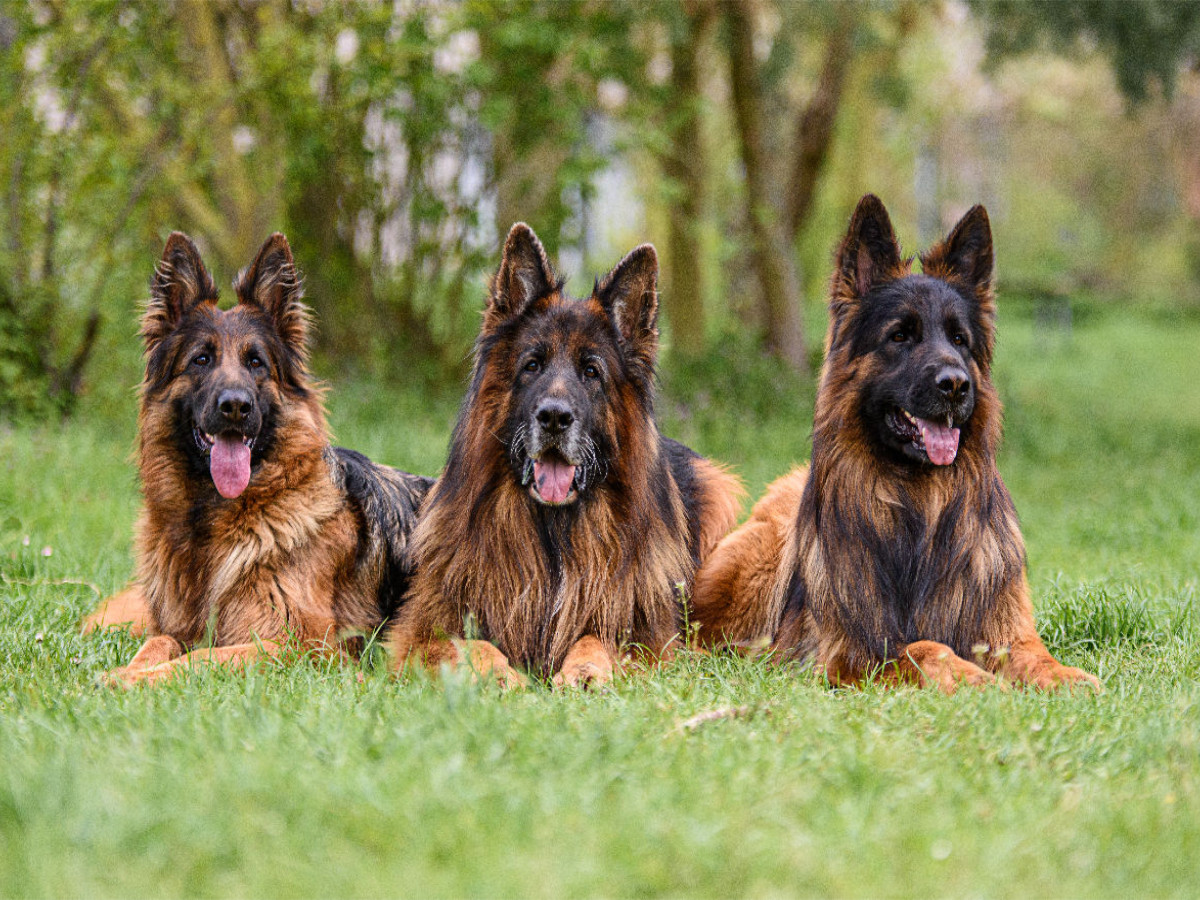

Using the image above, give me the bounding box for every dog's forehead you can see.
[873,275,972,323]
[516,295,613,353]
[179,304,271,347]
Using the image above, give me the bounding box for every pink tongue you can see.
[916,417,960,466]
[210,434,251,498]
[533,457,576,504]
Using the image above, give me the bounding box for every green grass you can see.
[1,303,1198,897]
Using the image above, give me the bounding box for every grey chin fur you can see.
[509,423,607,495]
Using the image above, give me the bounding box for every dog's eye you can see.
[192,353,210,367]
[248,356,264,370]
[583,363,600,380]
[890,331,907,344]
[523,359,541,373]
[952,333,968,347]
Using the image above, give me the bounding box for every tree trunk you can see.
[725,0,806,371]
[661,3,716,357]
[784,13,855,242]
[1171,73,1200,296]
[178,0,283,270]
[491,129,570,256]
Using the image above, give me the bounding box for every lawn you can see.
[1,301,1197,897]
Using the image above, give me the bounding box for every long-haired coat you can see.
[91,232,432,685]
[692,195,1098,693]
[389,224,743,687]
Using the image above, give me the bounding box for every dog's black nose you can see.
[535,399,574,433]
[936,367,970,401]
[217,389,254,423]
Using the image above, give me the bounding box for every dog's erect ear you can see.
[236,232,310,355]
[143,232,218,348]
[486,223,557,330]
[921,205,994,296]
[834,194,904,303]
[922,205,996,368]
[595,243,659,370]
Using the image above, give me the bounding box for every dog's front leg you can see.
[1001,635,1100,692]
[892,640,997,694]
[553,636,614,690]
[112,639,284,686]
[100,634,186,687]
[401,638,527,689]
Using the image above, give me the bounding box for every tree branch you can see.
[785,12,856,242]
[725,0,807,370]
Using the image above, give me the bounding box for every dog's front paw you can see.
[452,640,528,690]
[904,640,1000,695]
[96,666,138,690]
[553,659,612,690]
[553,636,614,690]
[1030,664,1101,693]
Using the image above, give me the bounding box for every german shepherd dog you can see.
[388,224,743,688]
[692,195,1099,693]
[90,232,433,685]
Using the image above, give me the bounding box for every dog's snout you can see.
[935,367,970,401]
[535,399,574,434]
[217,388,254,424]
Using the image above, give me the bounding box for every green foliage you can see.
[4,0,1199,417]
[0,1,671,406]
[0,281,51,419]
[463,0,644,256]
[973,0,1200,102]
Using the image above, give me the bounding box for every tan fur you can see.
[81,585,153,637]
[389,424,702,680]
[552,636,615,689]
[692,468,806,647]
[134,391,374,649]
[101,635,292,688]
[691,457,748,564]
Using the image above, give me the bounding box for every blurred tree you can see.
[0,0,159,415]
[972,0,1200,102]
[717,1,864,371]
[0,0,669,415]
[9,0,1191,417]
[725,0,806,371]
[973,0,1200,296]
[0,0,494,414]
[649,0,719,358]
[466,1,644,260]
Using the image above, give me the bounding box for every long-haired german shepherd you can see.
[388,224,743,688]
[692,195,1099,692]
[91,232,433,685]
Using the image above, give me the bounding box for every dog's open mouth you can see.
[525,449,579,506]
[886,408,960,466]
[194,427,256,498]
